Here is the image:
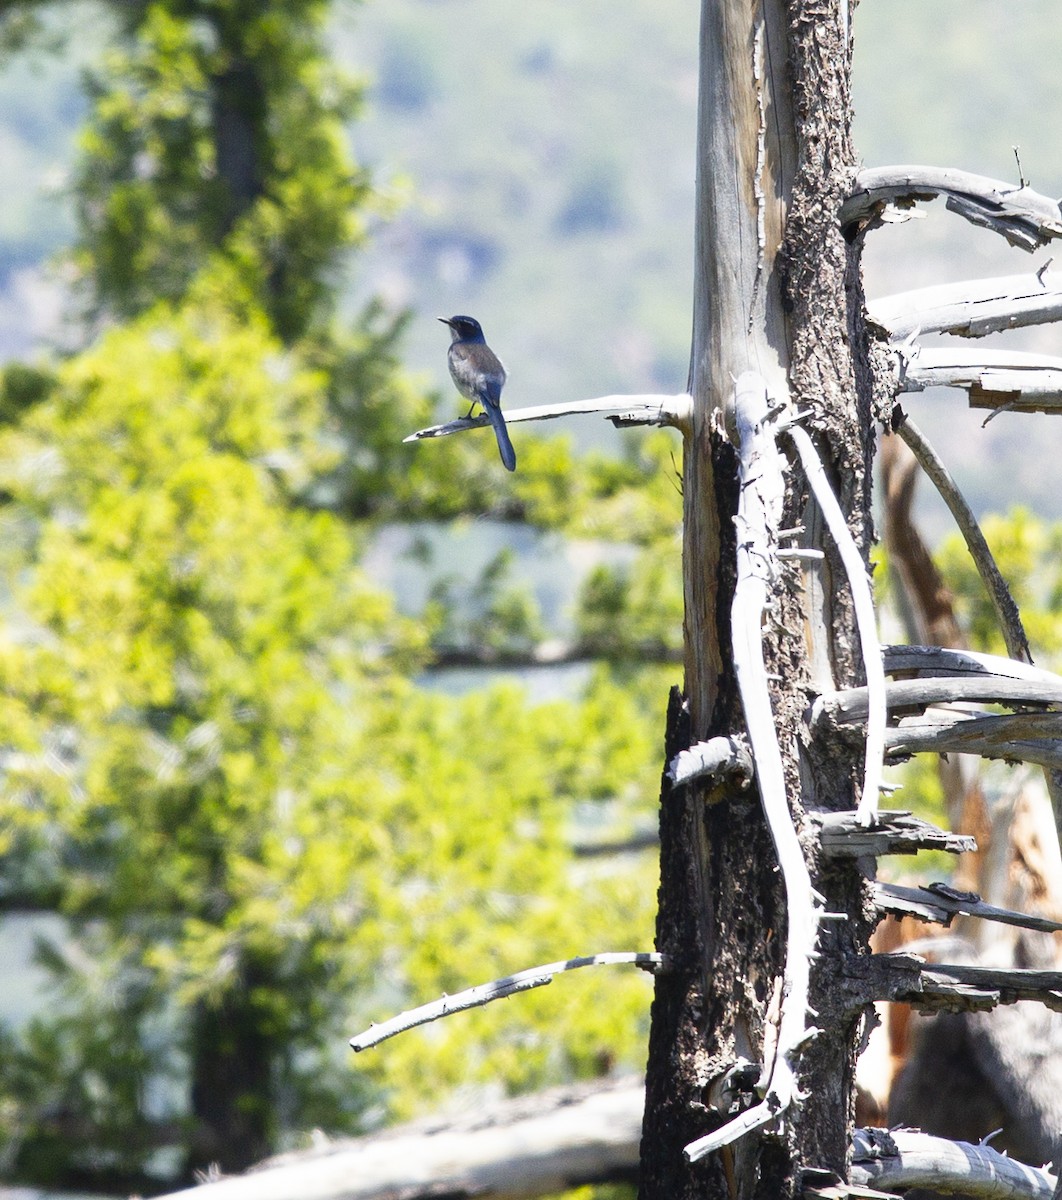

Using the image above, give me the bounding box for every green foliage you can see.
[72,0,370,341]
[0,1,678,1189]
[0,286,662,1185]
[425,546,546,659]
[936,507,1062,665]
[575,539,682,661]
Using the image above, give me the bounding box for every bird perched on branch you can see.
[439,314,516,471]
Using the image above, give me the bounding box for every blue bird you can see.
[439,315,516,472]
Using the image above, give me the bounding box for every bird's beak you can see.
[437,317,452,327]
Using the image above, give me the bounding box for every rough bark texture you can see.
[641,1,875,1196]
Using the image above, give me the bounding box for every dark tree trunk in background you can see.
[187,960,274,1176]
[640,1,879,1196]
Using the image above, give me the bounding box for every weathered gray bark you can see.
[639,1,875,1197]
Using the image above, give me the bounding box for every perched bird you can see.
[439,315,516,471]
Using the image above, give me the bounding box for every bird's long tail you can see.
[485,402,516,471]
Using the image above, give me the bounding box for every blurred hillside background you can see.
[3,1,1062,525]
[2,0,1062,1194]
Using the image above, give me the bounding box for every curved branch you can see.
[842,166,1062,251]
[895,415,1032,663]
[787,423,886,823]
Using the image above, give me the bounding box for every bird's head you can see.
[439,314,485,343]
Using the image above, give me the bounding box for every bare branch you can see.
[816,675,1062,724]
[885,709,1062,773]
[896,346,1062,413]
[349,953,664,1053]
[842,166,1062,251]
[667,734,754,787]
[427,639,682,670]
[882,644,1060,685]
[889,416,1031,661]
[851,1127,1057,1199]
[404,394,693,445]
[153,1077,646,1200]
[788,423,886,823]
[869,271,1062,341]
[873,881,1062,935]
[814,809,976,858]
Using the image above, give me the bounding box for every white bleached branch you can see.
[787,423,886,824]
[842,166,1062,251]
[667,734,754,787]
[894,345,1062,412]
[349,953,664,1053]
[869,270,1062,341]
[881,644,1059,685]
[404,394,693,445]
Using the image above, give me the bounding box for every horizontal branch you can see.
[841,166,1062,251]
[886,709,1062,772]
[349,953,664,1052]
[153,1077,646,1200]
[404,394,693,445]
[869,270,1062,341]
[427,638,682,671]
[850,1127,1057,1200]
[882,644,1060,684]
[815,674,1062,726]
[914,962,1062,1014]
[814,809,975,857]
[873,880,1062,934]
[896,346,1062,412]
[870,951,1062,1013]
[572,830,659,858]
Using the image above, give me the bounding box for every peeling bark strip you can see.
[841,166,1062,251]
[683,376,821,1164]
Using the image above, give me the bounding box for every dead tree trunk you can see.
[640,2,878,1196]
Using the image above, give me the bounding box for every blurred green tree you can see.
[0,1,670,1192]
